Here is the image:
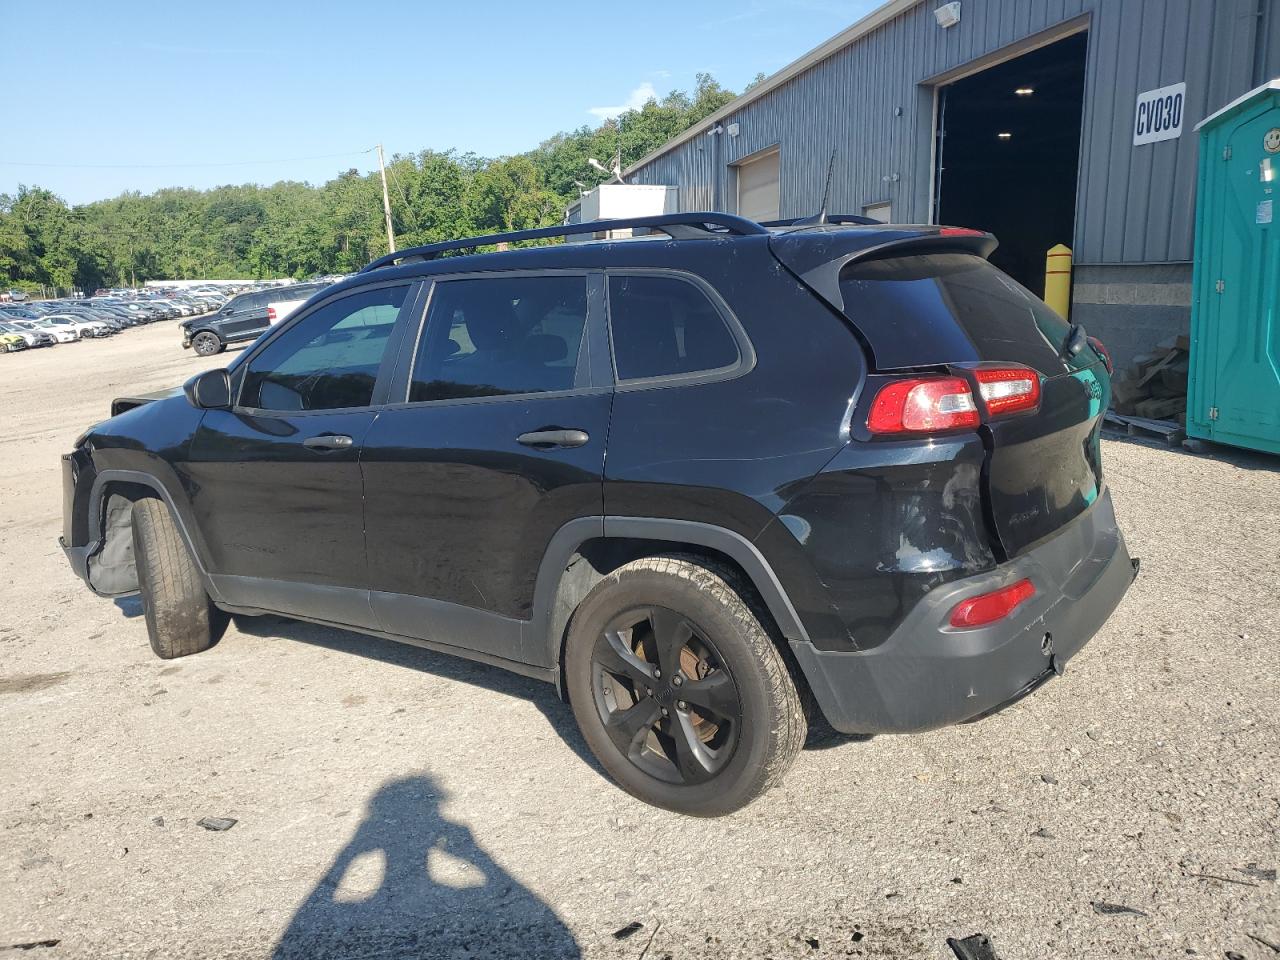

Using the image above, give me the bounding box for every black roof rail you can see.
[760,214,883,227]
[359,212,769,273]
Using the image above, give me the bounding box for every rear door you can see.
[812,245,1109,557]
[359,270,611,666]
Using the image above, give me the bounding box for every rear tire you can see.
[191,331,223,356]
[565,555,806,816]
[131,497,227,659]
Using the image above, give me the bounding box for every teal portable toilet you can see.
[1188,80,1280,455]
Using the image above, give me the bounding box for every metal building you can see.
[625,0,1280,364]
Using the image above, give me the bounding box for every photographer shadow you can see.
[272,774,580,959]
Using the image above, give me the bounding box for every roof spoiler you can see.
[768,226,998,315]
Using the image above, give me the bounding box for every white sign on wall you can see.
[1133,82,1186,145]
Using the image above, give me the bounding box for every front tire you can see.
[565,555,806,816]
[191,331,223,356]
[131,497,227,659]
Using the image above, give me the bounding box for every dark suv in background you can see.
[60,213,1136,816]
[181,282,329,355]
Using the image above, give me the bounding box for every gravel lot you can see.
[1,322,1277,959]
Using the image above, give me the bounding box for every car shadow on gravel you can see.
[271,773,581,959]
[231,615,602,774]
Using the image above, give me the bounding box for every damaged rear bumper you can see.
[791,488,1135,734]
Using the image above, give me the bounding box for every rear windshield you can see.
[839,253,1073,375]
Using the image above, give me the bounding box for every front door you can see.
[360,271,610,666]
[187,282,416,626]
[1202,105,1280,453]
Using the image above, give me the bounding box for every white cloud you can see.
[588,82,658,121]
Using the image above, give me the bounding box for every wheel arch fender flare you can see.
[88,468,221,601]
[531,516,812,686]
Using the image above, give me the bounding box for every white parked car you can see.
[0,321,55,347]
[44,314,113,338]
[14,319,79,343]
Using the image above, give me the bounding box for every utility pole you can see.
[376,143,397,254]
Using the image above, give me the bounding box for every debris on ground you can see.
[1238,864,1277,881]
[947,932,1002,960]
[1247,932,1280,953]
[4,940,60,951]
[1091,901,1148,917]
[196,817,237,832]
[1191,871,1259,887]
[1031,827,1055,839]
[612,921,643,940]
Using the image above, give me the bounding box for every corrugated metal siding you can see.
[629,0,1280,266]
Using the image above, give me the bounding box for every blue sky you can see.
[3,0,879,205]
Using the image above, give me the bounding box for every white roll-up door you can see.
[737,149,780,222]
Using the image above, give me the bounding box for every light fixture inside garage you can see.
[997,132,1013,140]
[1015,87,1034,96]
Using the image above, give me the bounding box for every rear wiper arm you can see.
[1060,322,1088,360]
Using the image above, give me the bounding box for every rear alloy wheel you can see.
[566,556,806,816]
[191,331,223,356]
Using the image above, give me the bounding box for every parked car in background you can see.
[0,321,53,348]
[182,282,329,355]
[6,289,29,302]
[11,318,79,343]
[0,330,28,352]
[43,314,113,338]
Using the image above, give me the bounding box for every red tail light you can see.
[938,227,986,237]
[266,306,277,322]
[1087,335,1113,373]
[867,376,979,434]
[973,365,1041,416]
[948,578,1035,629]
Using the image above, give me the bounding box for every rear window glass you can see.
[608,275,739,381]
[839,253,1072,374]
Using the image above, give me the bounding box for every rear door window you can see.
[408,274,589,402]
[607,274,741,381]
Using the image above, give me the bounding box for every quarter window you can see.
[240,285,408,411]
[409,275,588,402]
[608,275,740,381]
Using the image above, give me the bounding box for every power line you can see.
[0,147,378,171]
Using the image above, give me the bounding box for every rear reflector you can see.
[948,578,1036,629]
[867,376,979,434]
[974,365,1041,416]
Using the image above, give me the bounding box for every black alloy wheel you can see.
[590,605,742,785]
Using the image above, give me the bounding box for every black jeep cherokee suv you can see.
[181,282,330,356]
[61,213,1135,816]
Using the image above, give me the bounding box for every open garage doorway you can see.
[933,30,1088,299]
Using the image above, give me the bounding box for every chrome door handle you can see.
[516,429,590,449]
[303,434,354,452]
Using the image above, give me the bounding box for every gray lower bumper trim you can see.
[792,489,1134,735]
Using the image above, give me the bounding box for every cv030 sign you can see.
[1134,82,1186,145]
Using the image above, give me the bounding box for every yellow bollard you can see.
[1044,243,1073,319]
